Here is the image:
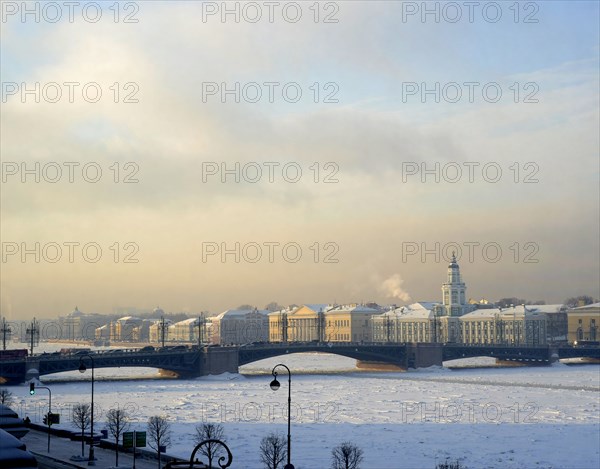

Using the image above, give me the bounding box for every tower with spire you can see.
[441,252,468,316]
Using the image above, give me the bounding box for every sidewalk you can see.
[22,429,162,469]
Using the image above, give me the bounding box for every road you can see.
[22,429,162,469]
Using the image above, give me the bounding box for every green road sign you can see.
[123,431,146,448]
[135,431,146,448]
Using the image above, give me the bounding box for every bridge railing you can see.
[239,341,410,349]
[29,346,205,359]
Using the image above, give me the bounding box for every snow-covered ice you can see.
[7,348,599,469]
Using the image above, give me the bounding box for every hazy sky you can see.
[1,1,599,319]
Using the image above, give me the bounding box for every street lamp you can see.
[270,364,294,469]
[79,354,96,466]
[28,382,52,453]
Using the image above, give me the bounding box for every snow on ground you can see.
[5,347,599,468]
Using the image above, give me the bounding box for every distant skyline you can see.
[1,1,599,319]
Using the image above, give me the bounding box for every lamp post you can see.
[270,364,294,469]
[29,383,52,452]
[78,354,95,466]
[160,316,167,348]
[26,318,39,355]
[1,318,11,350]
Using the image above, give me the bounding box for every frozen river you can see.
[5,344,600,468]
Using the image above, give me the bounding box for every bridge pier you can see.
[207,347,239,375]
[188,347,239,377]
[549,346,560,364]
[24,360,40,382]
[407,343,443,369]
[159,347,240,379]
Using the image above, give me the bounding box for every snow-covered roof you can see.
[571,302,600,310]
[327,304,380,314]
[268,307,296,316]
[173,318,203,326]
[282,304,335,316]
[303,304,331,313]
[150,318,173,325]
[525,304,566,314]
[461,305,547,320]
[117,316,141,322]
[378,303,436,319]
[399,309,434,319]
[213,309,269,320]
[411,302,441,311]
[379,302,439,315]
[460,309,499,320]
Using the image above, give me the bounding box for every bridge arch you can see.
[442,344,552,363]
[10,350,205,383]
[238,344,408,367]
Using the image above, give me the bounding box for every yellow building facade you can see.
[325,305,377,342]
[567,303,599,343]
[268,304,378,343]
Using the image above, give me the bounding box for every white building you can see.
[149,318,172,343]
[371,253,481,343]
[210,309,270,345]
[459,305,547,346]
[113,316,143,342]
[371,302,456,343]
[170,317,210,343]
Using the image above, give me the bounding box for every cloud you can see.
[0,3,598,317]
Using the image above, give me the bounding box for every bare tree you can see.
[259,432,287,469]
[148,415,172,469]
[331,442,364,469]
[564,295,597,308]
[264,302,283,312]
[194,423,226,468]
[497,298,529,308]
[0,388,14,406]
[72,403,91,457]
[106,408,130,467]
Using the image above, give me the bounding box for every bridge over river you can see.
[1,343,598,384]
